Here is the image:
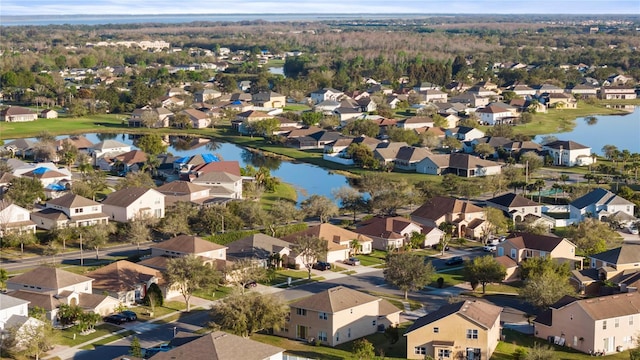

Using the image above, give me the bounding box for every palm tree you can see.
[349,238,361,256]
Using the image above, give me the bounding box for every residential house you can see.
[510,84,537,97]
[373,142,409,166]
[238,80,252,92]
[157,181,215,207]
[174,153,220,173]
[497,232,582,270]
[129,107,173,128]
[414,82,440,92]
[0,200,36,236]
[7,267,119,322]
[285,128,342,150]
[0,106,37,122]
[569,84,598,97]
[190,171,243,199]
[233,110,272,134]
[542,140,594,167]
[90,140,131,166]
[86,260,178,304]
[226,233,292,267]
[485,193,541,223]
[180,109,211,129]
[476,104,514,125]
[101,187,165,222]
[103,149,148,174]
[569,188,635,221]
[357,97,377,112]
[587,243,640,283]
[0,293,29,330]
[314,100,341,115]
[54,136,93,152]
[150,234,227,261]
[422,89,448,103]
[450,93,490,108]
[547,93,577,109]
[354,216,442,250]
[394,146,432,171]
[467,86,496,97]
[333,107,364,123]
[502,141,542,156]
[158,95,185,109]
[152,331,284,360]
[279,286,401,346]
[2,139,36,158]
[311,88,344,104]
[282,223,373,265]
[323,135,380,165]
[445,126,485,142]
[599,87,637,100]
[31,193,109,230]
[399,117,434,130]
[40,109,58,119]
[405,300,502,360]
[410,196,486,238]
[416,153,502,177]
[252,91,286,108]
[194,88,222,103]
[534,293,640,354]
[536,84,564,95]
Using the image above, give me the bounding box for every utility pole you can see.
[79,233,83,267]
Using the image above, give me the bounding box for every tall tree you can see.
[227,259,268,294]
[568,218,623,256]
[116,172,156,190]
[127,217,153,252]
[5,177,45,209]
[82,223,117,259]
[519,267,575,309]
[463,255,506,294]
[210,291,288,337]
[136,134,167,156]
[165,255,220,312]
[293,235,327,280]
[384,252,435,299]
[300,195,338,223]
[333,187,368,223]
[160,201,196,237]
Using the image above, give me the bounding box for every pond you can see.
[543,106,639,155]
[69,133,350,203]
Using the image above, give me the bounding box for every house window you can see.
[535,207,538,213]
[438,349,451,358]
[296,308,307,316]
[510,249,516,258]
[540,251,546,258]
[573,336,578,346]
[415,347,427,355]
[603,320,607,330]
[75,208,84,213]
[525,250,533,258]
[318,331,328,342]
[434,327,439,333]
[154,209,162,218]
[319,312,328,320]
[372,320,376,326]
[615,318,619,328]
[630,316,634,325]
[348,328,351,338]
[336,332,340,342]
[466,329,478,339]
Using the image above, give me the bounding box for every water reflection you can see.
[241,149,282,170]
[96,133,118,141]
[585,116,597,125]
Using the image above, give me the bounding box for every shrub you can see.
[143,283,164,307]
[437,277,445,288]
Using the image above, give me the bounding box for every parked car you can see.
[498,235,507,242]
[312,261,331,271]
[629,226,639,235]
[104,314,128,325]
[344,257,361,266]
[483,244,497,252]
[445,256,464,266]
[143,344,172,358]
[244,280,258,288]
[431,244,450,251]
[119,310,137,322]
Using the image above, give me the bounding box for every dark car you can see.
[104,314,128,325]
[244,280,258,288]
[119,310,137,322]
[445,256,464,266]
[312,261,331,271]
[431,244,450,251]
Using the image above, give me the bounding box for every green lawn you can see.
[260,182,297,210]
[128,301,187,322]
[266,269,310,285]
[193,285,236,301]
[494,329,630,360]
[0,114,124,140]
[432,268,465,288]
[80,330,135,350]
[58,323,122,347]
[357,250,387,266]
[283,104,311,112]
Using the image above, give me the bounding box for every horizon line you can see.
[2,12,638,17]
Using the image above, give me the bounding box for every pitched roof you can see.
[505,232,568,252]
[395,146,432,162]
[590,243,640,265]
[406,300,502,334]
[193,171,241,183]
[85,260,160,292]
[7,290,62,311]
[47,193,99,208]
[543,140,589,150]
[354,216,418,240]
[282,223,372,251]
[191,161,241,177]
[541,293,640,322]
[7,266,93,289]
[151,235,226,254]
[486,193,538,208]
[157,181,210,196]
[570,187,634,210]
[1,106,35,116]
[411,196,484,221]
[448,153,501,170]
[101,187,158,207]
[112,150,148,165]
[290,286,399,314]
[154,331,284,360]
[92,140,129,151]
[0,293,30,310]
[477,104,511,114]
[226,233,291,260]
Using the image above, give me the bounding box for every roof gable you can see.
[8,266,93,289]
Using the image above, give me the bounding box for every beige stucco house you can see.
[150,234,227,261]
[282,224,373,265]
[497,232,582,270]
[405,300,502,360]
[101,187,165,222]
[31,193,109,230]
[411,196,486,239]
[278,286,401,346]
[155,331,284,360]
[534,293,640,354]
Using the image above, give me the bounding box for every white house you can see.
[542,140,593,167]
[0,293,29,330]
[476,104,513,125]
[190,171,243,199]
[101,187,165,222]
[0,200,36,236]
[31,194,109,230]
[311,88,344,104]
[569,188,636,222]
[90,140,131,166]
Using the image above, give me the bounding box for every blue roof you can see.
[46,183,66,191]
[33,167,50,175]
[202,153,219,163]
[175,156,190,164]
[231,100,242,105]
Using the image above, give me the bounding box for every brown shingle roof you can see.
[406,300,502,334]
[411,196,484,222]
[154,331,284,360]
[112,150,148,165]
[157,181,209,196]
[86,260,160,292]
[151,235,226,254]
[191,161,241,177]
[290,286,399,314]
[47,193,99,209]
[354,216,417,240]
[7,266,93,290]
[505,232,567,252]
[101,187,158,207]
[282,223,372,251]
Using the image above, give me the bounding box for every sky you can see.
[1,0,639,16]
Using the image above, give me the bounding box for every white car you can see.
[630,227,639,235]
[483,244,497,252]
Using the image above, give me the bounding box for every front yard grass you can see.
[431,268,465,288]
[129,301,187,322]
[80,330,135,350]
[266,269,310,286]
[357,250,387,266]
[58,323,122,347]
[192,285,236,301]
[494,329,630,360]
